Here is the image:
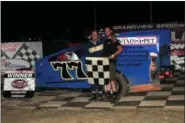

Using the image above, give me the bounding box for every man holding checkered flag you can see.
[85,27,123,102]
[84,30,105,101]
[102,26,123,102]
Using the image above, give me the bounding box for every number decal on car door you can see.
[50,61,87,80]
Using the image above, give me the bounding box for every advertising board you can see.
[3,70,35,98]
[1,59,31,71]
[170,41,185,70]
[112,22,185,70]
[1,42,43,71]
[116,29,171,92]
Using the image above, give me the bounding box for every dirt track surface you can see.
[2,108,184,123]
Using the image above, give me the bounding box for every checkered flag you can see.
[1,51,8,59]
[85,57,110,85]
[13,44,41,67]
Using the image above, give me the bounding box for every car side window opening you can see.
[49,49,87,80]
[48,47,85,62]
[50,51,80,62]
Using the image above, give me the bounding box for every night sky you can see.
[1,1,185,42]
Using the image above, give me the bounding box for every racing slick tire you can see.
[115,72,128,98]
[104,72,128,98]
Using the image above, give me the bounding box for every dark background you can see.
[1,1,185,42]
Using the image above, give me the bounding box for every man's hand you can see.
[109,54,115,59]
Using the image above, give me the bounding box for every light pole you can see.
[149,2,153,23]
[94,3,97,30]
[184,2,185,24]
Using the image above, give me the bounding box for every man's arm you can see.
[113,45,123,57]
[110,40,123,59]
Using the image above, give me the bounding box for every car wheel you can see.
[115,72,128,97]
[104,72,128,98]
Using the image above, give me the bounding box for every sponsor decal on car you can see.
[50,61,87,80]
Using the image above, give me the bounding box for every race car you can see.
[36,29,172,96]
[35,46,128,96]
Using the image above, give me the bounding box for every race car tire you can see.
[115,72,128,98]
[104,72,128,98]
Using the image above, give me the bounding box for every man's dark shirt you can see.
[103,38,122,63]
[84,40,104,57]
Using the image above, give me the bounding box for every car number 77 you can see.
[50,61,87,80]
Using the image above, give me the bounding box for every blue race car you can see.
[35,46,128,96]
[35,29,172,96]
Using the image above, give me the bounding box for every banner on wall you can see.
[1,42,43,72]
[116,29,171,92]
[112,22,185,31]
[170,41,185,70]
[113,22,185,70]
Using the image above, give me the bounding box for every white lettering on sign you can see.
[118,36,157,45]
[113,23,185,30]
[170,43,185,50]
[113,24,154,30]
[171,31,185,41]
[7,73,33,78]
[156,23,185,29]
